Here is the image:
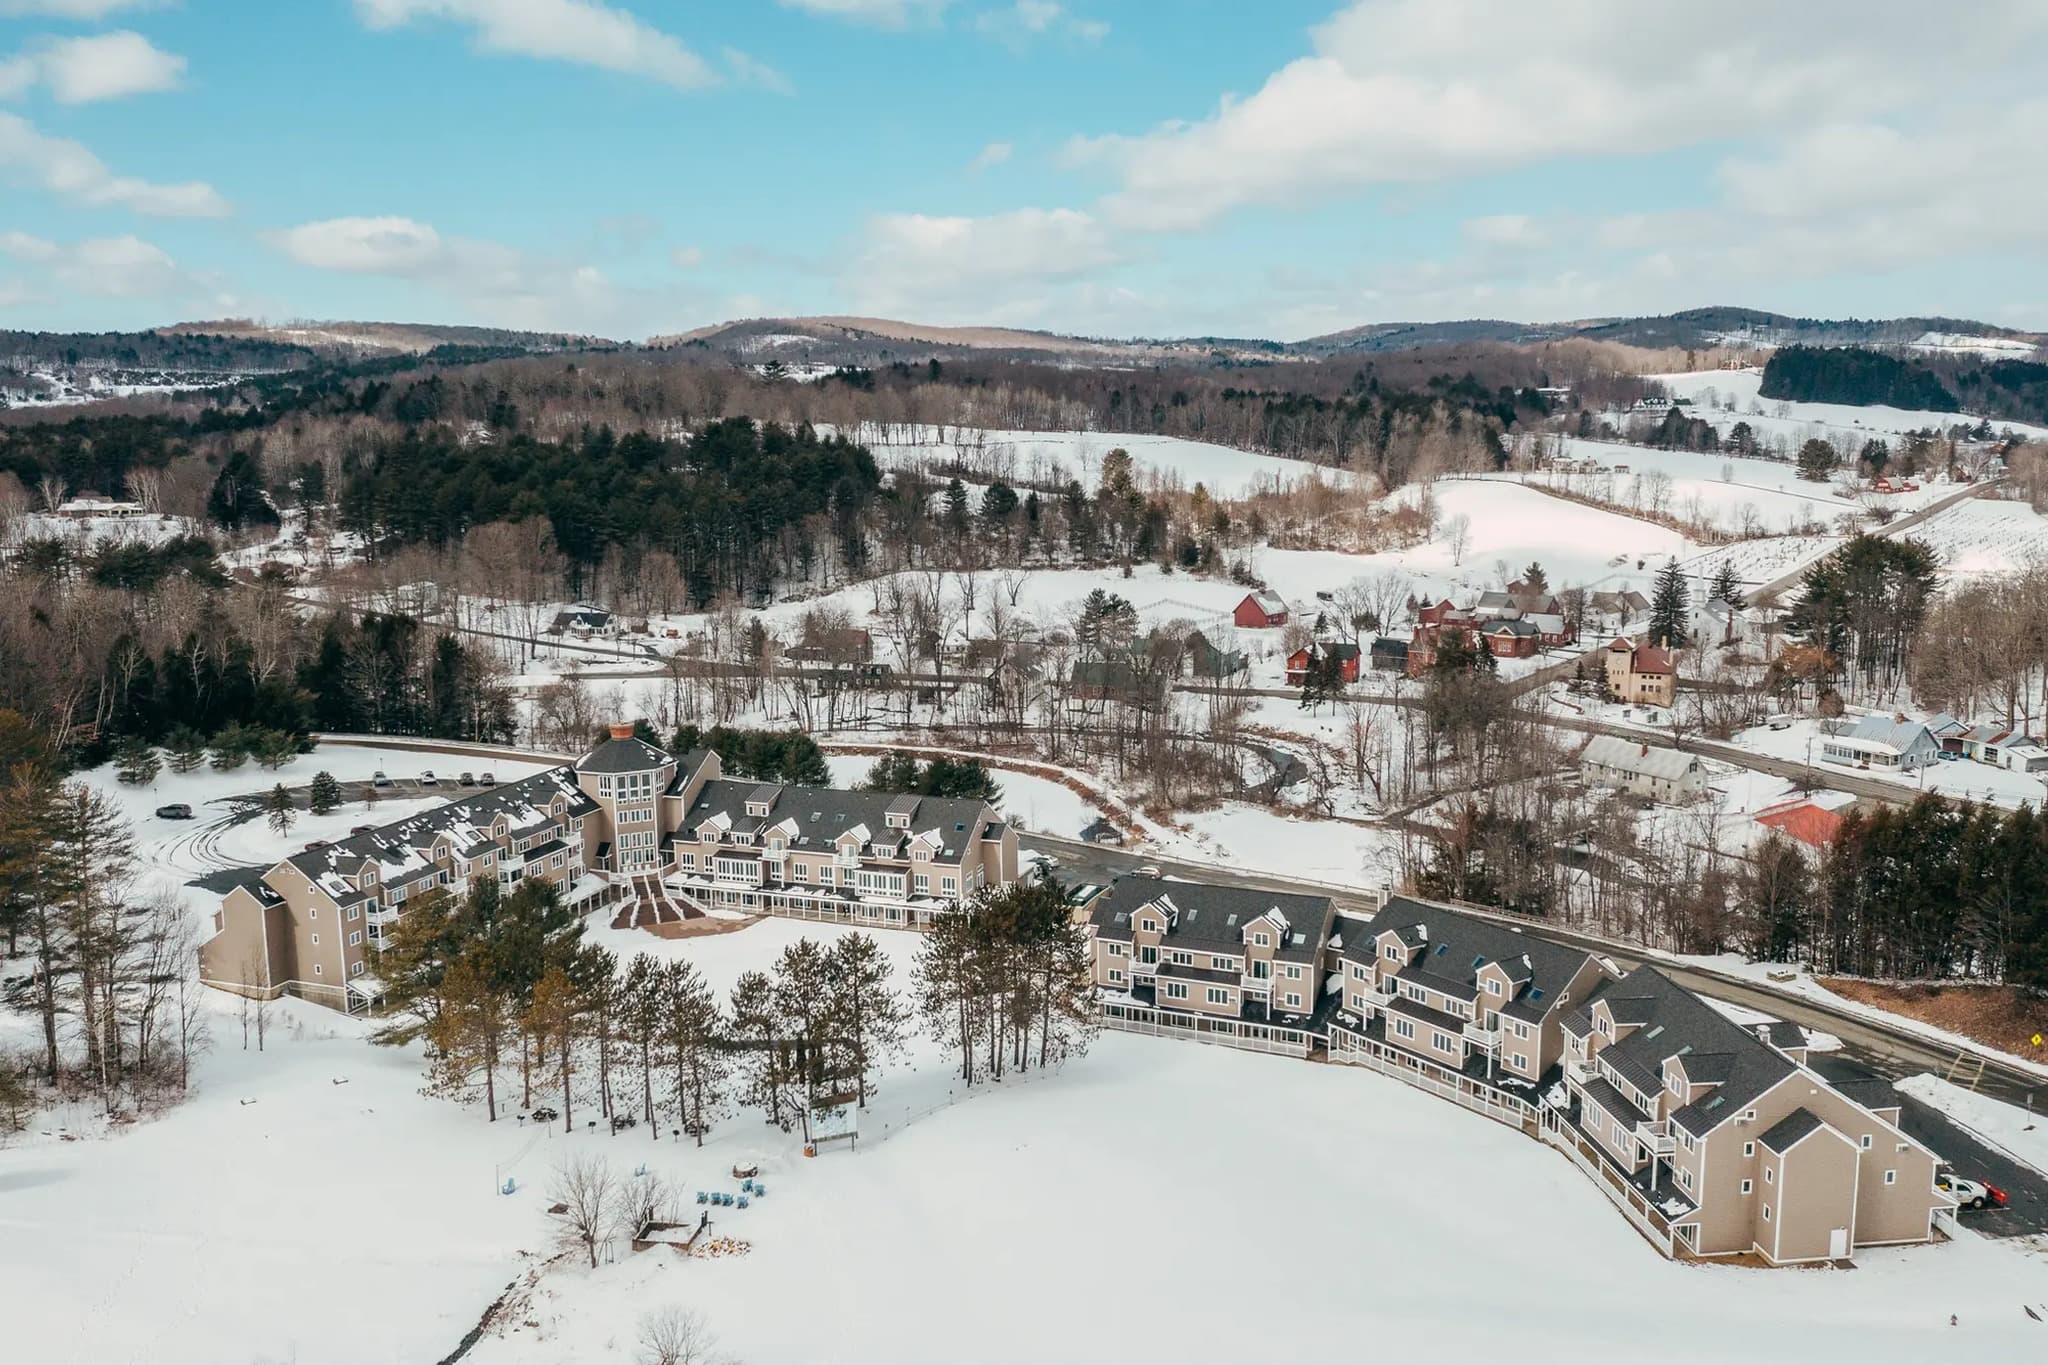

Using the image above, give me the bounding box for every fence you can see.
[1326,1027,1534,1131]
[1538,1110,1677,1257]
[1101,1004,1313,1058]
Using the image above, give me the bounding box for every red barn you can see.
[1286,641,1361,685]
[1234,590,1289,629]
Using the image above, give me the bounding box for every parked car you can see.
[1136,864,1163,878]
[528,1106,559,1123]
[371,770,392,788]
[419,771,439,786]
[610,1114,638,1133]
[155,803,194,820]
[303,840,328,851]
[350,824,376,836]
[479,772,497,786]
[1937,1173,2008,1211]
[458,772,477,787]
[1938,749,1961,761]
[1766,714,1794,731]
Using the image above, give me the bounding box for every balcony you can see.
[1636,1118,1676,1158]
[1463,1021,1500,1049]
[366,904,399,927]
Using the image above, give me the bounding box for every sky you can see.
[3,0,2047,342]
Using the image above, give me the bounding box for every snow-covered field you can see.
[1,510,197,550]
[1893,498,2048,579]
[1401,478,1694,595]
[1649,368,2048,445]
[1730,716,2048,809]
[845,423,1351,499]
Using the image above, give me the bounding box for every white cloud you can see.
[0,31,187,104]
[1068,0,2048,232]
[0,229,185,297]
[355,0,721,90]
[0,111,228,215]
[976,1,1106,46]
[272,216,446,274]
[0,1,160,17]
[849,206,1120,320]
[721,47,792,95]
[1462,214,1541,248]
[967,140,1010,172]
[670,244,703,269]
[777,0,949,27]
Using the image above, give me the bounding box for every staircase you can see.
[610,874,701,931]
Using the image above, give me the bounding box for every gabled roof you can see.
[1581,735,1698,782]
[1089,876,1333,963]
[683,779,996,865]
[1842,714,1936,754]
[282,768,597,884]
[1757,1107,1833,1154]
[1348,896,1600,1020]
[1754,800,1844,849]
[1242,590,1287,614]
[1578,967,1797,1139]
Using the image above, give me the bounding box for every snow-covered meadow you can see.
[1649,368,2048,445]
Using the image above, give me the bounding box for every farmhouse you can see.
[201,727,1019,1011]
[1181,629,1247,679]
[1820,715,1940,772]
[1233,590,1289,629]
[1753,797,1847,849]
[1603,637,1675,708]
[549,604,614,636]
[1580,735,1704,802]
[1285,639,1361,686]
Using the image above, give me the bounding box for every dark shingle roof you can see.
[1758,1108,1827,1154]
[574,735,673,774]
[1580,1077,1649,1129]
[684,779,997,865]
[283,768,596,885]
[1831,1077,1901,1113]
[1580,968,1797,1139]
[1347,896,1601,1022]
[1089,876,1333,964]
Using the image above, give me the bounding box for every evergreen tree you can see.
[1796,437,1839,482]
[1710,558,1743,607]
[113,736,161,787]
[620,953,665,1135]
[425,951,510,1121]
[1649,560,1690,647]
[265,784,295,836]
[979,481,1019,521]
[209,724,251,772]
[523,965,584,1132]
[254,728,299,770]
[308,770,341,815]
[828,933,908,1108]
[164,726,207,774]
[728,969,788,1130]
[1518,562,1548,593]
[661,958,728,1145]
[206,446,280,531]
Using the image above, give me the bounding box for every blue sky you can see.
[3,1,2046,340]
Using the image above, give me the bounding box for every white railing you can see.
[1538,1114,1675,1256]
[1637,1119,1676,1157]
[1463,1022,1500,1048]
[1327,1029,1533,1131]
[1102,1008,1309,1058]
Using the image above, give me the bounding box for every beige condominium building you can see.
[1087,877,1336,1057]
[200,725,1019,1011]
[1327,896,1614,1094]
[1561,965,1949,1263]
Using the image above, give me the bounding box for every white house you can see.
[1820,715,1941,773]
[1580,735,1706,803]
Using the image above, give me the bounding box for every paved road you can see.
[1745,479,1997,601]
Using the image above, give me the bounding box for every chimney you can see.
[609,722,635,740]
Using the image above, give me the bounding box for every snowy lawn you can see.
[844,423,1350,499]
[1891,498,2048,579]
[459,1033,2048,1365]
[1648,369,2048,445]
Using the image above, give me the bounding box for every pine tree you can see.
[254,729,298,770]
[773,938,835,1107]
[662,958,728,1145]
[524,966,584,1133]
[1710,558,1742,608]
[621,953,664,1135]
[164,726,207,774]
[1649,560,1689,648]
[113,736,161,787]
[308,770,341,815]
[209,724,251,772]
[426,951,510,1120]
[728,969,788,1130]
[1796,437,1839,482]
[264,784,295,836]
[827,933,907,1107]
[1519,562,1548,593]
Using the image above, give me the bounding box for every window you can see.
[1743,1141,1755,1158]
[1381,944,1397,960]
[1285,993,1301,1008]
[1284,964,1301,979]
[1211,956,1233,971]
[1742,1109,1756,1121]
[1861,1135,1873,1150]
[310,933,319,946]
[1741,1180,1752,1195]
[1512,1054,1527,1070]
[1762,1205,1770,1222]
[1207,987,1230,1006]
[350,962,364,978]
[349,931,362,946]
[1764,1167,1773,1185]
[1393,1018,1415,1040]
[309,908,318,920]
[1487,979,1502,995]
[1164,982,1189,1001]
[1254,932,1270,948]
[942,877,957,893]
[1431,1031,1454,1052]
[347,905,360,921]
[314,963,323,976]
[1679,1169,1691,1190]
[1884,1170,1897,1186]
[1108,969,1124,984]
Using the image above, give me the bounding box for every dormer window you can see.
[1253,931,1269,947]
[887,813,909,829]
[1486,979,1502,995]
[1139,917,1158,933]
